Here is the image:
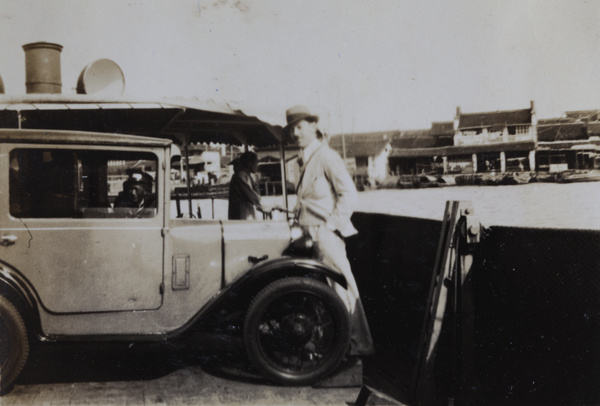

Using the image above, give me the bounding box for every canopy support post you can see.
[183,135,194,217]
[279,135,289,211]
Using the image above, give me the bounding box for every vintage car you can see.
[0,128,352,391]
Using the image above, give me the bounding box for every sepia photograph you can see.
[0,1,598,405]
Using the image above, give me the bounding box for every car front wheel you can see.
[0,296,29,394]
[243,277,350,386]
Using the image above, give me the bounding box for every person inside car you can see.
[114,169,156,209]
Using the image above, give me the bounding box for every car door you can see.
[1,144,165,313]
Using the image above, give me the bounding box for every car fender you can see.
[169,256,348,337]
[0,260,42,337]
[210,256,347,311]
[244,256,348,288]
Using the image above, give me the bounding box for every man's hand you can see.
[257,204,271,213]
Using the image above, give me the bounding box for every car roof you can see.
[0,128,172,148]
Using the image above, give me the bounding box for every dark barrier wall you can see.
[348,212,600,405]
[469,227,600,405]
[347,212,442,402]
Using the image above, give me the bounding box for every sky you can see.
[0,0,599,135]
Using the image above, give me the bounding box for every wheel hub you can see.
[282,313,314,346]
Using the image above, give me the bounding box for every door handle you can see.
[248,254,268,264]
[0,235,18,247]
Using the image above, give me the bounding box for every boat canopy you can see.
[0,94,283,148]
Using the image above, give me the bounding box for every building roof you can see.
[328,131,394,158]
[391,129,437,149]
[564,110,600,121]
[389,141,535,159]
[458,108,532,129]
[538,118,575,125]
[587,122,600,136]
[536,122,587,142]
[537,139,600,151]
[430,121,454,135]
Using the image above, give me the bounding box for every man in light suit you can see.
[285,105,374,356]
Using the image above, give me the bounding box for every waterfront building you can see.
[536,111,600,172]
[171,144,225,185]
[254,145,301,195]
[328,131,393,188]
[387,102,538,177]
[386,102,600,181]
[452,102,537,173]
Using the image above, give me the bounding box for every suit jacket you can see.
[295,142,358,237]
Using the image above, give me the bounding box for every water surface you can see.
[178,182,600,230]
[354,182,600,230]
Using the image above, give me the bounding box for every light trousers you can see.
[305,224,374,355]
[306,225,358,310]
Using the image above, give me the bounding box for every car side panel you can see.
[221,220,291,285]
[31,219,224,337]
[2,219,164,313]
[164,219,224,314]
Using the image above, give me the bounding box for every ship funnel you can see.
[22,42,63,94]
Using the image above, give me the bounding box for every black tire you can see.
[243,277,350,386]
[0,296,29,394]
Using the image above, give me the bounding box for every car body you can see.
[0,129,351,391]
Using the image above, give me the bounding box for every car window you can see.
[9,148,158,219]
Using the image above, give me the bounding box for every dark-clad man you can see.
[285,104,374,356]
[228,151,266,220]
